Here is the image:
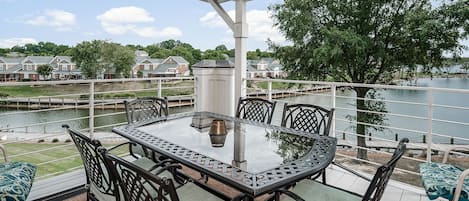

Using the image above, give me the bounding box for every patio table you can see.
[112,112,337,200]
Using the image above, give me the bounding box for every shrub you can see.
[64,139,71,143]
[0,93,9,98]
[52,138,59,143]
[37,139,45,143]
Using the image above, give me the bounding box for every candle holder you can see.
[209,119,227,147]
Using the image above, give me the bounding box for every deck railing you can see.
[0,77,468,194]
[246,78,469,184]
[0,77,195,181]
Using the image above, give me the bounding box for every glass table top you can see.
[113,112,337,196]
[137,115,315,173]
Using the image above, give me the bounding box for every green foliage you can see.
[36,64,53,80]
[71,40,103,79]
[100,42,135,78]
[137,70,144,78]
[4,42,71,56]
[71,40,135,79]
[52,138,59,143]
[270,0,468,83]
[247,49,274,60]
[270,0,467,159]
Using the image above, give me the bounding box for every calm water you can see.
[281,78,469,144]
[0,106,193,133]
[1,78,469,144]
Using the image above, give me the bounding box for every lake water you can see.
[1,78,469,144]
[280,78,469,144]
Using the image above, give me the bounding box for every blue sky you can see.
[0,0,467,56]
[0,0,284,51]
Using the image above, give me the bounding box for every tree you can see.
[100,43,135,78]
[72,40,135,79]
[461,62,469,77]
[36,64,53,80]
[71,40,103,79]
[270,0,468,159]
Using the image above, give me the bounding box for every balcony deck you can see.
[28,164,438,201]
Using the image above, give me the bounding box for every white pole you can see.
[268,79,272,101]
[158,79,162,98]
[331,85,336,138]
[234,0,248,106]
[89,81,95,138]
[426,89,433,162]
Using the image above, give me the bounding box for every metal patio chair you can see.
[124,97,169,162]
[0,144,36,201]
[420,146,469,201]
[64,125,181,201]
[236,97,276,124]
[281,103,334,136]
[101,149,243,201]
[280,103,334,183]
[269,138,409,201]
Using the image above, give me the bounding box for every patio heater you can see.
[199,0,250,113]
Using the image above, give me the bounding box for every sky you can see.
[0,0,467,56]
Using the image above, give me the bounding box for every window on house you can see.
[144,64,150,70]
[26,64,34,71]
[68,65,72,70]
[0,64,4,71]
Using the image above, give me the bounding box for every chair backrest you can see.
[362,138,409,201]
[101,149,179,201]
[236,97,276,124]
[281,103,334,135]
[124,97,169,124]
[62,125,114,197]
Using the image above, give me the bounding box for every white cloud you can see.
[97,6,183,38]
[200,9,285,44]
[0,38,37,48]
[97,7,154,24]
[26,10,76,32]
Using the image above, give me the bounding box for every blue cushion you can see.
[0,162,37,201]
[420,162,469,201]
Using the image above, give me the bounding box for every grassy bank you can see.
[0,80,194,98]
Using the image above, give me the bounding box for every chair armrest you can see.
[107,141,132,151]
[443,147,469,163]
[0,144,8,163]
[332,161,371,182]
[453,168,469,201]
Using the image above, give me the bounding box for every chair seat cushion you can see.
[283,180,361,201]
[0,161,37,201]
[175,182,223,201]
[420,162,469,201]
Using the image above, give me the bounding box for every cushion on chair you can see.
[420,162,469,201]
[282,179,361,201]
[173,182,224,201]
[0,162,36,201]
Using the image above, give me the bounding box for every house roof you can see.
[0,57,25,64]
[54,56,72,63]
[135,56,163,64]
[3,64,22,73]
[156,63,178,73]
[23,56,54,64]
[166,56,189,64]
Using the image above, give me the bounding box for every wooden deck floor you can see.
[28,165,444,201]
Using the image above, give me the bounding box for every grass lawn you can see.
[256,81,292,90]
[4,142,127,178]
[0,80,194,98]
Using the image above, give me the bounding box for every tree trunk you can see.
[355,87,369,160]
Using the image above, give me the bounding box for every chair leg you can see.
[322,169,327,184]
